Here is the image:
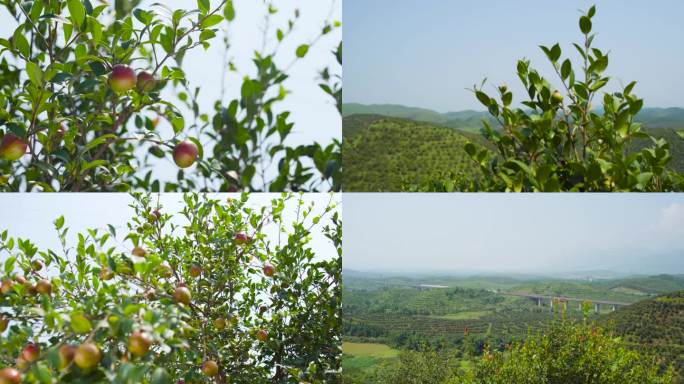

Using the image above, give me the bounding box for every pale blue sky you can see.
[345,194,684,275]
[344,0,684,112]
[0,193,339,262]
[0,0,341,186]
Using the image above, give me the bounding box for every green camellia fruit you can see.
[0,367,21,384]
[0,134,27,161]
[128,330,153,357]
[109,64,136,93]
[173,141,198,168]
[551,90,564,104]
[173,286,192,306]
[137,71,156,92]
[32,260,43,271]
[201,360,219,377]
[74,343,101,369]
[213,317,226,330]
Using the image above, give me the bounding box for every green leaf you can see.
[54,216,65,230]
[67,0,86,28]
[70,312,92,334]
[150,368,171,384]
[579,16,592,34]
[200,14,223,28]
[223,0,235,21]
[171,116,185,134]
[197,0,210,13]
[549,43,561,62]
[12,29,30,58]
[84,134,116,152]
[560,59,571,80]
[296,44,309,58]
[26,61,43,86]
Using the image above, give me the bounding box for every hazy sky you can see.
[344,194,684,275]
[0,0,341,184]
[0,193,339,262]
[344,0,684,112]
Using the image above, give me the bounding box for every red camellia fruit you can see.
[21,343,40,362]
[109,64,136,93]
[0,279,13,295]
[201,360,219,377]
[0,367,21,384]
[234,233,251,245]
[263,263,275,277]
[256,329,268,342]
[74,343,101,369]
[58,345,77,369]
[132,246,147,257]
[0,315,9,332]
[173,286,192,306]
[189,264,202,278]
[128,330,153,357]
[136,71,156,92]
[172,141,198,168]
[0,134,27,161]
[35,279,52,295]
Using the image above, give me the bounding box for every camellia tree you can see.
[0,0,341,192]
[0,193,342,383]
[422,5,684,192]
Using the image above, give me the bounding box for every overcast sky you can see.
[344,0,684,112]
[0,0,341,184]
[0,193,339,262]
[344,194,684,275]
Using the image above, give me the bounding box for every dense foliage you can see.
[0,0,341,191]
[0,193,342,383]
[427,5,684,191]
[341,115,484,191]
[345,320,675,384]
[607,291,684,382]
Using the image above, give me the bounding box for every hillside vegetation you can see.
[342,116,487,191]
[343,273,684,383]
[607,291,684,382]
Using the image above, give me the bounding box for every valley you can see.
[342,271,684,383]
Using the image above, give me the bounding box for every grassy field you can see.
[343,342,400,358]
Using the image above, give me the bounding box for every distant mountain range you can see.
[343,103,684,131]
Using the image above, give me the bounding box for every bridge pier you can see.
[612,305,616,312]
[595,303,600,314]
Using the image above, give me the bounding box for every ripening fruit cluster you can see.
[109,64,199,169]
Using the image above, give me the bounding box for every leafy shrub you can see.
[464,319,675,384]
[0,193,341,383]
[0,0,340,191]
[426,5,684,191]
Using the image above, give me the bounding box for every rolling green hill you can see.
[606,291,684,381]
[342,116,488,191]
